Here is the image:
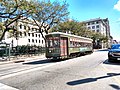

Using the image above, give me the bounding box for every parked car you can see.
[108,44,120,62]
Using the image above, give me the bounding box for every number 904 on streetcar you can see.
[45,32,93,60]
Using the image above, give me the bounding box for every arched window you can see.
[24,26,26,30]
[28,33,30,36]
[20,32,22,36]
[24,32,27,36]
[28,26,30,30]
[28,39,30,42]
[19,24,22,29]
[32,33,34,37]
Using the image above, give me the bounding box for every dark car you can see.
[108,44,120,62]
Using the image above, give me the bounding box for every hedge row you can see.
[0,45,45,57]
[11,45,45,55]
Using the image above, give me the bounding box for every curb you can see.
[0,55,45,65]
[0,61,13,65]
[93,48,108,52]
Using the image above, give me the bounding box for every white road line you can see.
[0,62,59,80]
[0,83,19,90]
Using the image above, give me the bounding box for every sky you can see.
[50,0,120,41]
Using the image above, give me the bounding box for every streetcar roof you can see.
[46,32,93,41]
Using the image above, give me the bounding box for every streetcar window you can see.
[70,41,72,47]
[46,40,49,47]
[80,42,84,47]
[78,42,81,47]
[46,40,53,47]
[75,42,77,47]
[53,39,59,47]
[46,37,59,47]
[70,41,74,47]
[49,40,53,47]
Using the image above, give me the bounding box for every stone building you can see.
[84,18,111,48]
[2,18,46,47]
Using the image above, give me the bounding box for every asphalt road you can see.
[0,50,120,90]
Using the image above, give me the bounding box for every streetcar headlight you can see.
[49,50,52,53]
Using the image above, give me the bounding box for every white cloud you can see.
[114,0,120,11]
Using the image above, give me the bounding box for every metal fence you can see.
[11,45,45,56]
[0,44,45,61]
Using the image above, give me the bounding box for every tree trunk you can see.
[0,29,7,41]
[39,28,46,41]
[0,28,11,41]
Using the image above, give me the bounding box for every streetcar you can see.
[45,32,93,60]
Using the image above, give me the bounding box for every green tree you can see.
[0,0,69,41]
[0,0,36,41]
[91,31,108,42]
[51,19,107,43]
[31,0,69,40]
[51,20,93,37]
[51,20,77,33]
[0,22,5,37]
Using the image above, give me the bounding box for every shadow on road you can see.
[23,58,68,65]
[23,59,52,65]
[109,84,120,90]
[67,73,120,86]
[103,59,120,65]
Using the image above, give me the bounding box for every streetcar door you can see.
[60,37,68,57]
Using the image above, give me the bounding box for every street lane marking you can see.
[0,83,19,90]
[0,61,61,80]
[101,64,120,84]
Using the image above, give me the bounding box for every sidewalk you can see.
[0,54,45,65]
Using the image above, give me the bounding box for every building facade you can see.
[84,18,111,48]
[3,19,46,47]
